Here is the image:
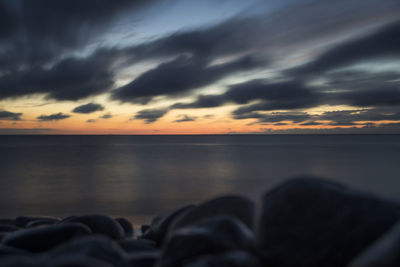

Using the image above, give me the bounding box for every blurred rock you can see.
[115,218,134,238]
[2,223,91,253]
[185,250,263,267]
[258,177,400,267]
[141,205,195,245]
[0,225,19,233]
[62,215,124,240]
[127,251,160,267]
[170,196,255,233]
[47,235,129,267]
[15,216,59,228]
[43,254,114,267]
[118,239,157,253]
[349,221,400,267]
[159,215,255,267]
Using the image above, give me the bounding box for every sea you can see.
[0,134,399,225]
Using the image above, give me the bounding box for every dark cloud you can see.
[0,110,22,121]
[174,115,197,123]
[0,54,115,101]
[337,88,400,107]
[233,111,312,123]
[37,112,70,121]
[73,103,104,114]
[299,121,325,126]
[112,54,265,103]
[100,113,112,119]
[86,119,97,123]
[292,20,400,76]
[134,109,168,124]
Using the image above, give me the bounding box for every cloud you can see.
[174,115,197,123]
[112,54,265,103]
[0,110,22,121]
[233,111,312,123]
[37,112,71,121]
[291,20,400,76]
[100,113,112,119]
[133,108,168,124]
[73,103,104,114]
[86,119,97,123]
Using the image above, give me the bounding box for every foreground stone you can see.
[258,178,400,267]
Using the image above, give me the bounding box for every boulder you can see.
[115,218,134,238]
[47,235,129,267]
[0,225,19,233]
[170,196,254,233]
[43,254,114,267]
[62,215,124,240]
[349,221,400,267]
[118,239,157,253]
[15,216,59,228]
[258,177,400,267]
[127,251,160,267]
[2,223,91,253]
[185,251,263,267]
[159,215,255,267]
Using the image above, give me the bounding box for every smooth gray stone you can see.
[0,219,16,226]
[0,245,29,257]
[0,255,40,267]
[0,224,19,232]
[349,221,400,267]
[15,216,60,228]
[170,196,255,233]
[43,254,114,267]
[258,177,400,267]
[26,219,59,228]
[2,223,91,253]
[63,214,125,240]
[118,239,157,253]
[159,215,255,267]
[115,218,134,238]
[47,235,129,267]
[127,251,160,267]
[141,205,195,245]
[185,251,263,267]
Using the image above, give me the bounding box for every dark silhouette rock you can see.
[258,178,400,267]
[127,251,160,267]
[185,250,263,267]
[2,223,91,253]
[141,205,195,245]
[0,245,29,257]
[0,255,40,267]
[26,219,59,228]
[349,221,400,267]
[0,219,16,226]
[118,239,157,253]
[141,225,150,234]
[15,216,59,228]
[44,254,114,267]
[47,235,129,267]
[159,215,255,267]
[170,196,255,233]
[0,224,19,232]
[62,215,124,240]
[115,218,134,238]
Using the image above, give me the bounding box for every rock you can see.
[15,216,59,228]
[141,205,195,245]
[26,219,59,228]
[127,251,160,267]
[258,177,400,267]
[115,218,134,238]
[0,219,16,226]
[2,223,91,253]
[0,245,29,257]
[43,254,114,267]
[62,215,124,240]
[170,196,255,233]
[0,224,19,233]
[118,239,157,253]
[159,215,255,267]
[349,221,400,267]
[47,235,129,267]
[141,225,150,234]
[185,251,263,267]
[0,255,40,267]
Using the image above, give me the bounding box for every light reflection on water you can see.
[0,135,399,225]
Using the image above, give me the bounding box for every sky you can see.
[0,0,400,134]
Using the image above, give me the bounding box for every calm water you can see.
[0,134,399,224]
